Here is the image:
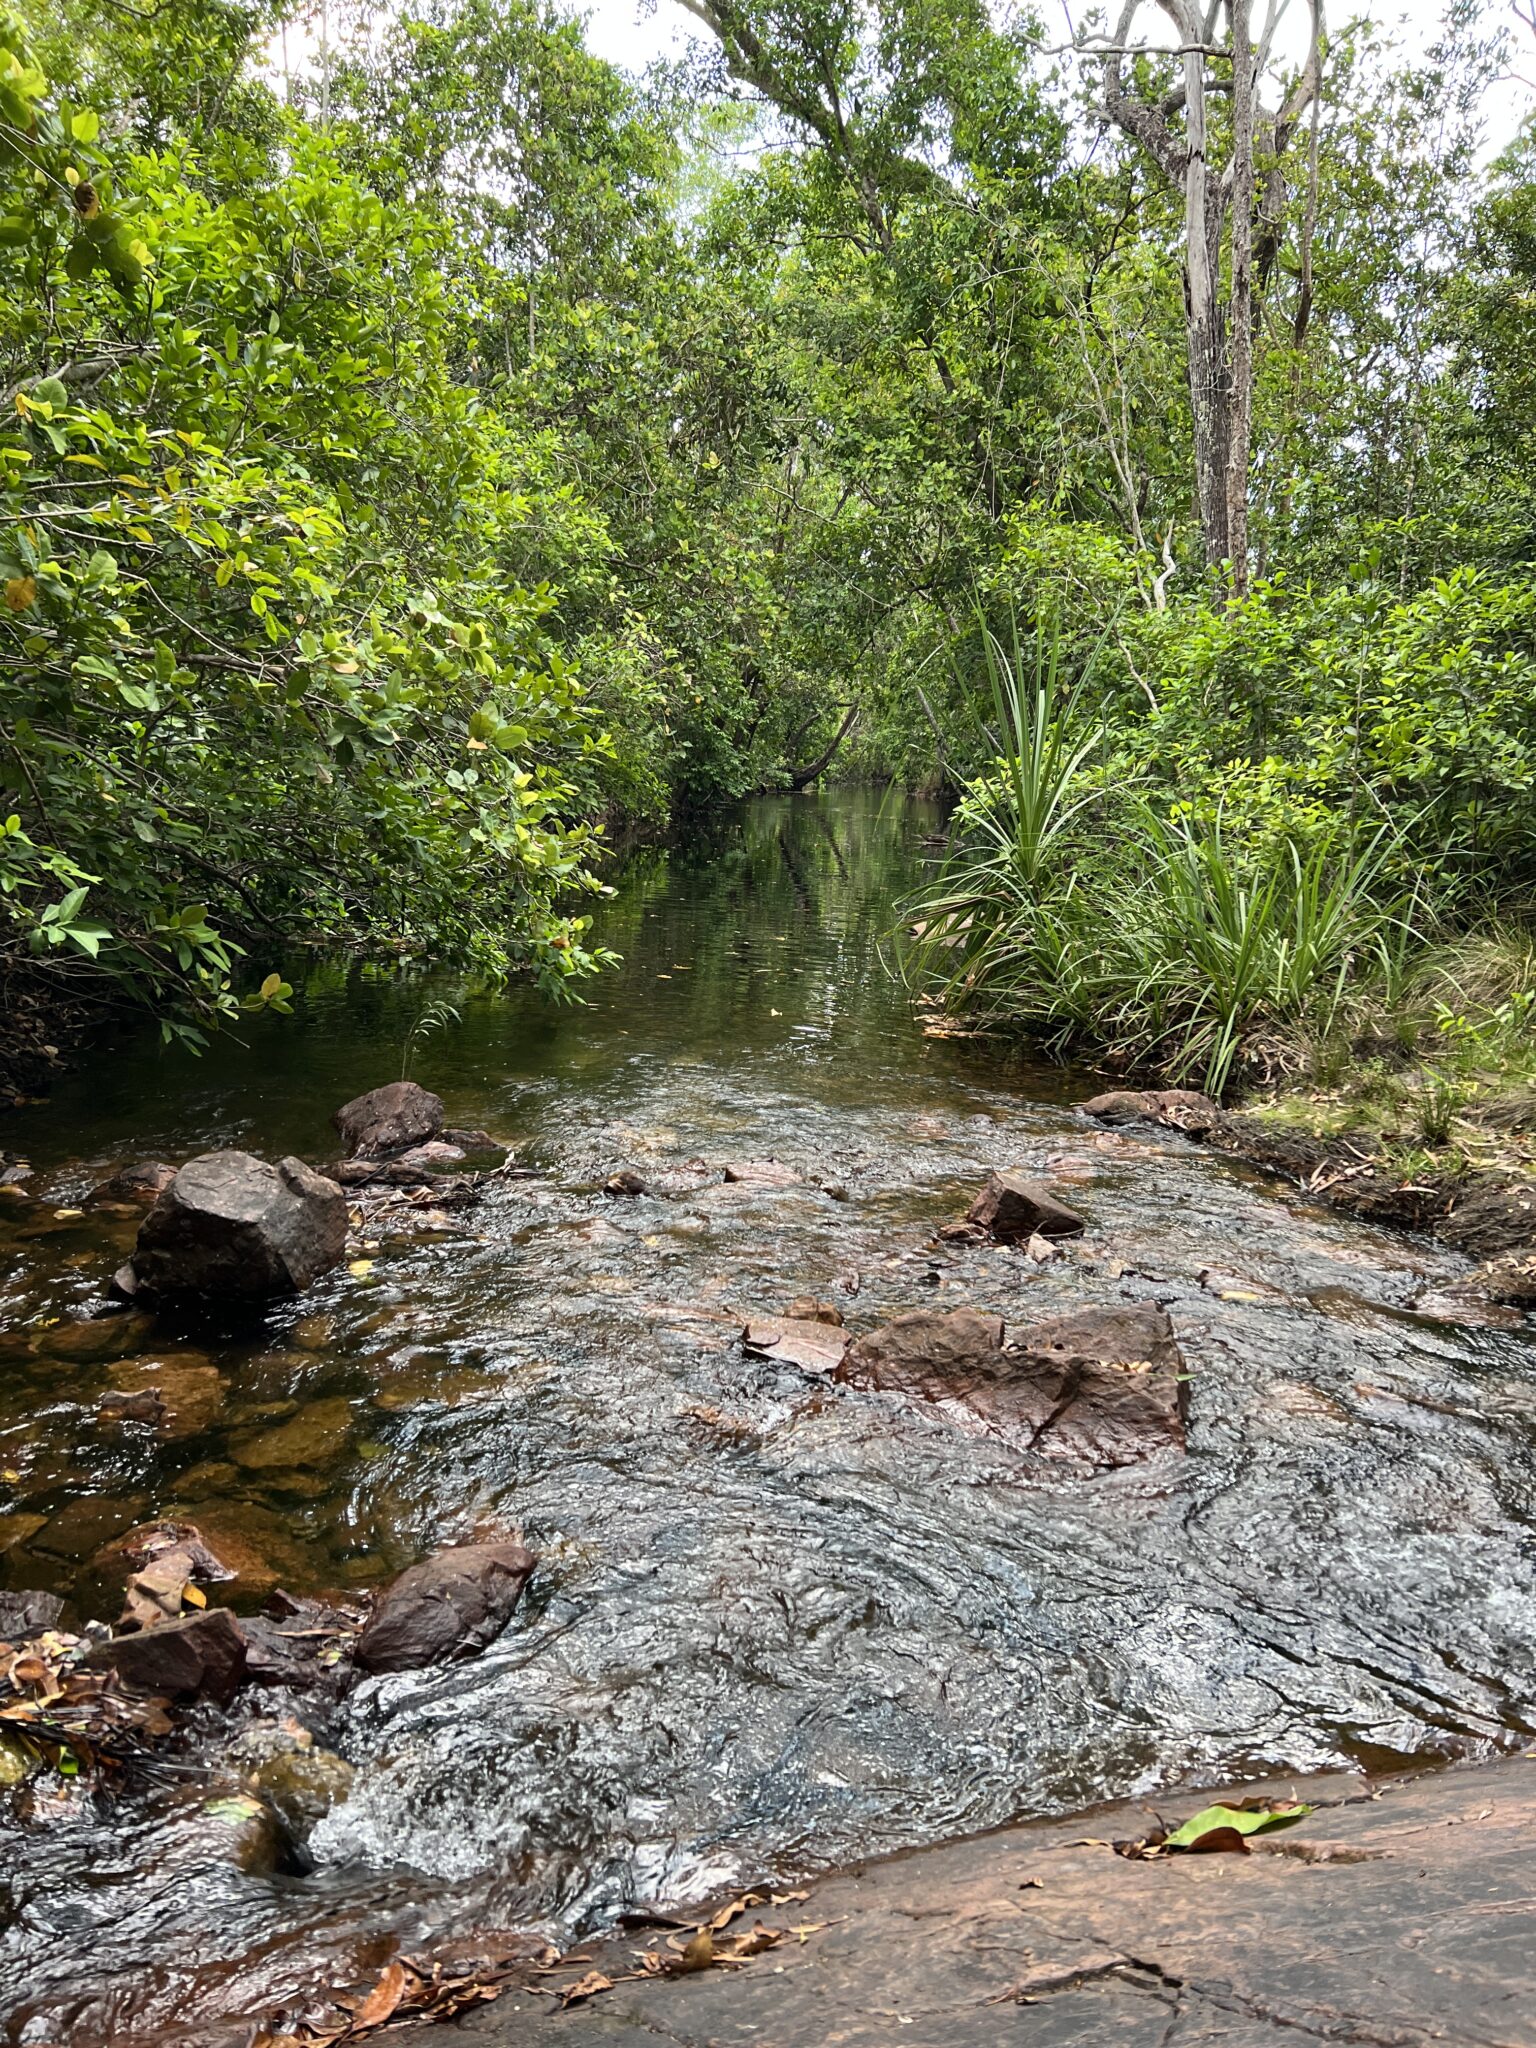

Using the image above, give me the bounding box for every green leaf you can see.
[1162,1801,1314,1852]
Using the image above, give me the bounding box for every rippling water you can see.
[2,792,1534,2044]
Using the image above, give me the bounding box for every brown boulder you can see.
[838,1302,1187,1467]
[131,1151,347,1303]
[1001,1303,1188,1464]
[1079,1088,1221,1136]
[94,1606,249,1704]
[353,1539,537,1675]
[965,1172,1085,1243]
[333,1081,444,1161]
[839,1308,1007,1401]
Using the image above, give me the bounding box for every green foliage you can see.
[1,5,621,1044]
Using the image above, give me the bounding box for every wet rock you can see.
[84,1161,178,1208]
[97,1387,168,1427]
[34,1492,146,1559]
[0,1589,63,1638]
[1024,1232,1063,1265]
[172,1502,323,1603]
[604,1169,650,1198]
[333,1080,444,1161]
[104,1353,227,1440]
[721,1158,803,1188]
[839,1303,1187,1466]
[94,1521,237,1631]
[1198,1267,1287,1304]
[253,1746,354,1838]
[93,1606,249,1704]
[130,1151,347,1304]
[966,1171,1086,1243]
[354,1538,537,1675]
[1412,1288,1524,1330]
[162,1785,289,1874]
[29,1310,154,1365]
[230,1395,354,1472]
[785,1297,845,1325]
[1079,1088,1222,1136]
[1004,1304,1188,1464]
[742,1315,851,1375]
[840,1307,1006,1395]
[442,1126,505,1155]
[391,1139,467,1172]
[240,1593,360,1692]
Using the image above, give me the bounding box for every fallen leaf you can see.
[1163,1799,1313,1852]
[557,1970,613,2009]
[350,1960,406,2028]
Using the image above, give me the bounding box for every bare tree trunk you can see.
[1225,0,1256,598]
[1098,0,1323,592]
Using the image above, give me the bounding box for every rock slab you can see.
[333,1081,445,1161]
[354,1539,537,1674]
[97,1606,249,1704]
[130,1151,347,1303]
[839,1302,1186,1465]
[965,1171,1085,1242]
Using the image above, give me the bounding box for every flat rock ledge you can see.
[460,1759,1536,2047]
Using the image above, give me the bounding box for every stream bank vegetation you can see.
[1,0,1534,1190]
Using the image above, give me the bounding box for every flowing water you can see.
[1,791,1535,2045]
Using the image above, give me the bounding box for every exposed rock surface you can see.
[333,1081,444,1161]
[93,1606,249,1704]
[461,1762,1536,2048]
[838,1302,1186,1465]
[965,1171,1086,1243]
[721,1159,802,1188]
[128,1151,347,1303]
[742,1315,851,1374]
[1079,1088,1222,1136]
[353,1539,537,1675]
[604,1169,649,1198]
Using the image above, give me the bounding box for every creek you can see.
[2,791,1535,2045]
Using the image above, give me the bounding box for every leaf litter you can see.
[250,1888,832,2040]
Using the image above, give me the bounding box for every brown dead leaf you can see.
[723,1922,784,1959]
[557,1970,614,2009]
[349,1960,407,2029]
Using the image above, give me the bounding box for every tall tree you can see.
[1095,0,1322,591]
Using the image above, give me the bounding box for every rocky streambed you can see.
[2,792,1535,2046]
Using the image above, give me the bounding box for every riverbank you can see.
[455,1756,1536,2047]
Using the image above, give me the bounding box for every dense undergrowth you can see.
[3,0,1536,1109]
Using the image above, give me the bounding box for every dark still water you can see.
[2,792,1535,2044]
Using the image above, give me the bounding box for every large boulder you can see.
[838,1302,1187,1467]
[333,1081,444,1161]
[129,1152,346,1304]
[95,1606,250,1704]
[353,1539,536,1675]
[966,1171,1086,1243]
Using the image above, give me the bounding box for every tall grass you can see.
[901,621,1412,1095]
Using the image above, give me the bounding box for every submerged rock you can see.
[838,1302,1187,1466]
[93,1606,249,1704]
[84,1161,178,1208]
[30,1310,154,1365]
[721,1158,803,1188]
[254,1746,354,1838]
[966,1171,1086,1243]
[353,1538,536,1675]
[1079,1089,1221,1136]
[230,1395,354,1472]
[333,1081,444,1161]
[129,1151,346,1304]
